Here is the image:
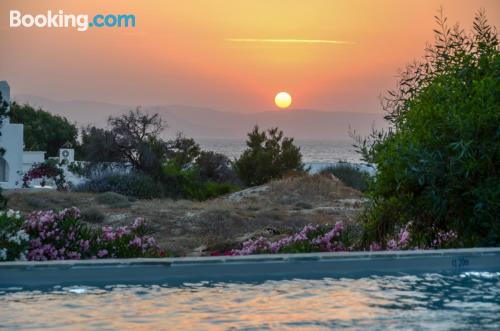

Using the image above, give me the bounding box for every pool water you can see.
[1,272,499,330]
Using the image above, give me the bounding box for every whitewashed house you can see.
[0,81,48,188]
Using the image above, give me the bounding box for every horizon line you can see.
[226,38,356,45]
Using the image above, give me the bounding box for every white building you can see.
[0,81,46,188]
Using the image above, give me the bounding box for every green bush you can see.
[160,161,239,200]
[321,164,370,192]
[0,210,28,261]
[75,172,164,199]
[0,187,8,210]
[196,151,241,185]
[235,126,304,186]
[361,11,500,247]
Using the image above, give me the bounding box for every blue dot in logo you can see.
[89,22,93,27]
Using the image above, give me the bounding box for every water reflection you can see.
[1,273,499,330]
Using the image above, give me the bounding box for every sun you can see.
[275,92,292,109]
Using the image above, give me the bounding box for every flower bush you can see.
[369,223,458,251]
[22,161,67,190]
[214,222,348,256]
[0,207,164,261]
[24,208,164,260]
[0,209,29,261]
[213,221,460,256]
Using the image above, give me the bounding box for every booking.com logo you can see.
[9,10,135,32]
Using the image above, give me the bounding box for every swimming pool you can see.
[1,272,499,330]
[1,249,499,330]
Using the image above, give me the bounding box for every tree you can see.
[108,108,167,175]
[9,102,78,156]
[0,91,8,132]
[165,133,200,168]
[0,92,9,208]
[361,10,500,247]
[78,126,123,163]
[196,151,240,185]
[235,126,304,186]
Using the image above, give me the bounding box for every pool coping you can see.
[1,248,499,288]
[0,247,499,267]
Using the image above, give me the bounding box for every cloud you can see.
[226,38,355,45]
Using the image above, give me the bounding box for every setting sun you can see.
[275,92,292,109]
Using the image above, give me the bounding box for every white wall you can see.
[0,123,24,188]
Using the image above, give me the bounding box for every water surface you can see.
[1,272,499,330]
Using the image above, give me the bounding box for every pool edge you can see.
[1,248,499,288]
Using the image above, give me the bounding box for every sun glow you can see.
[275,92,292,109]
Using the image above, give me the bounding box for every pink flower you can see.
[97,249,108,258]
[129,236,142,247]
[387,239,398,250]
[132,218,145,229]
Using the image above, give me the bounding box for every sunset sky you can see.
[1,0,499,113]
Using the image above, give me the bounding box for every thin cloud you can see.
[226,38,356,45]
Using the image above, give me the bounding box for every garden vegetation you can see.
[355,10,500,247]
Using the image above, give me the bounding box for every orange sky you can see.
[1,0,499,113]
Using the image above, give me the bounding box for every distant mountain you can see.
[13,94,387,140]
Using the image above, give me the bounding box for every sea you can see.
[198,139,375,175]
[198,139,360,163]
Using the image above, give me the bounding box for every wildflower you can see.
[132,218,145,229]
[387,239,398,250]
[370,242,382,251]
[97,249,108,258]
[66,251,81,260]
[129,236,142,247]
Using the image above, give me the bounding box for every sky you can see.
[1,0,499,114]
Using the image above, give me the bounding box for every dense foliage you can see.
[321,164,370,192]
[22,160,67,190]
[0,210,28,261]
[9,102,78,156]
[195,151,241,185]
[77,108,240,200]
[0,91,8,130]
[0,207,163,261]
[75,172,165,199]
[78,126,123,163]
[235,126,304,186]
[358,11,500,247]
[0,92,10,208]
[213,220,459,256]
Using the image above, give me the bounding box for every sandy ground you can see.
[5,174,366,256]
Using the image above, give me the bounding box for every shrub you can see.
[80,207,106,223]
[359,11,500,247]
[212,220,460,256]
[75,172,164,199]
[23,160,67,190]
[0,210,29,261]
[95,192,131,208]
[190,181,239,201]
[321,164,370,192]
[0,187,8,210]
[218,223,348,255]
[24,207,163,260]
[161,161,239,200]
[196,151,241,185]
[235,126,304,186]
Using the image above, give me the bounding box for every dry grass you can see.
[268,173,360,206]
[4,175,366,256]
